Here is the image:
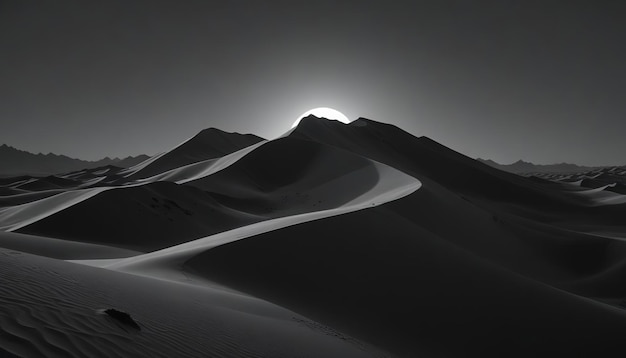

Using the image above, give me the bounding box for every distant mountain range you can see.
[0,143,150,176]
[477,158,601,174]
[0,140,611,178]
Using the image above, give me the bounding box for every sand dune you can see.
[77,159,420,278]
[3,116,626,357]
[0,187,25,198]
[129,139,268,185]
[0,231,139,259]
[0,248,389,357]
[0,166,130,207]
[184,195,626,357]
[0,187,110,232]
[567,183,626,205]
[0,188,72,207]
[0,176,34,187]
[17,181,264,251]
[77,118,626,356]
[0,139,268,239]
[15,175,80,191]
[15,137,409,252]
[121,128,264,180]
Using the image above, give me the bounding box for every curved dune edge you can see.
[74,162,422,280]
[0,231,141,260]
[0,141,269,232]
[568,183,626,206]
[117,131,204,176]
[0,187,110,231]
[118,129,263,180]
[136,140,268,185]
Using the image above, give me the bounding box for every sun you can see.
[292,107,351,128]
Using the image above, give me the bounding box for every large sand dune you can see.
[15,137,408,251]
[3,116,626,357]
[121,128,264,180]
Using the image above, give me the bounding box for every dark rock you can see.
[103,308,141,331]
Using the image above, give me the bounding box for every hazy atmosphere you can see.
[1,0,625,165]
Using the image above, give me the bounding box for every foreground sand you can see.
[0,248,390,357]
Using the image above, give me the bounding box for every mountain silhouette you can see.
[478,158,600,173]
[0,143,149,177]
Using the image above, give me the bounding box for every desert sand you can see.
[2,116,626,357]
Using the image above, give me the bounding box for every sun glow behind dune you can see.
[292,107,351,128]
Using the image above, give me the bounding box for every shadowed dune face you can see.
[292,117,626,226]
[186,137,380,214]
[15,181,258,251]
[14,137,380,251]
[123,128,264,180]
[185,193,626,357]
[0,176,33,186]
[291,117,577,206]
[176,118,626,356]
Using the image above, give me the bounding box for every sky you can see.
[1,0,625,165]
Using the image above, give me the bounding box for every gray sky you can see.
[1,0,625,165]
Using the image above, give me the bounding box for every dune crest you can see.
[77,161,421,279]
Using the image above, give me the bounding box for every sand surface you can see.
[0,248,390,357]
[3,117,626,357]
